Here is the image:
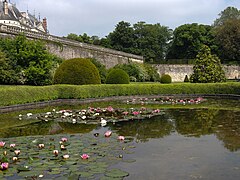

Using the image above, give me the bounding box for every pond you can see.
[0,97,240,179]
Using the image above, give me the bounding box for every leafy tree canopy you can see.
[107,21,172,63]
[0,34,62,85]
[214,18,240,62]
[214,6,240,26]
[166,23,215,59]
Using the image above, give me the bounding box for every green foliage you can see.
[184,75,190,82]
[53,58,101,85]
[1,83,240,106]
[0,51,21,84]
[106,68,130,84]
[160,74,172,84]
[105,21,172,63]
[0,34,62,85]
[66,33,101,45]
[113,63,159,82]
[214,7,240,27]
[190,45,226,83]
[214,19,240,62]
[167,23,215,59]
[143,64,160,82]
[89,58,107,83]
[114,63,148,82]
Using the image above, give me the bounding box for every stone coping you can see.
[1,94,240,113]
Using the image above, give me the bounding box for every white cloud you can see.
[13,0,240,37]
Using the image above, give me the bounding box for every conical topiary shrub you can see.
[190,45,226,83]
[53,58,101,85]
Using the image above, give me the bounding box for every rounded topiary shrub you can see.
[106,68,130,84]
[53,58,101,85]
[160,74,172,84]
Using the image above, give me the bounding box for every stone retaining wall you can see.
[155,64,240,82]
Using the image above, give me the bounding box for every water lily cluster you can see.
[20,106,165,125]
[0,131,131,179]
[126,97,205,105]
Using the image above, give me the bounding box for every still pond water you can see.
[0,97,240,179]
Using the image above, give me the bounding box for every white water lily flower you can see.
[93,113,99,116]
[82,116,87,120]
[27,113,33,117]
[63,154,69,159]
[72,119,77,123]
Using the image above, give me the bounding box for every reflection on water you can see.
[1,109,240,152]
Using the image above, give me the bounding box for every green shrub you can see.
[113,62,160,82]
[143,64,160,82]
[0,34,62,86]
[53,58,101,85]
[160,74,172,84]
[106,68,130,84]
[184,75,190,82]
[89,58,107,84]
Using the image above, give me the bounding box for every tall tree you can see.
[214,19,240,62]
[133,22,172,62]
[106,21,172,63]
[107,21,135,53]
[166,23,214,60]
[214,7,240,26]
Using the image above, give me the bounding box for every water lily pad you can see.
[105,169,129,178]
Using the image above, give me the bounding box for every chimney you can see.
[3,0,8,15]
[42,17,47,33]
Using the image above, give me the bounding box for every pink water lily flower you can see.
[61,137,68,142]
[104,131,112,137]
[132,111,140,116]
[0,162,9,170]
[10,144,16,148]
[153,109,161,113]
[122,111,129,116]
[81,154,90,159]
[107,106,114,112]
[118,136,125,141]
[0,141,5,147]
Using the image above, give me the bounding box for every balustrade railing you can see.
[0,23,144,60]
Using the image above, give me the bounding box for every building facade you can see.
[0,0,47,33]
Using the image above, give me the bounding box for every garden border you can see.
[1,94,240,113]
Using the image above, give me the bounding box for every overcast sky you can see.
[13,0,240,37]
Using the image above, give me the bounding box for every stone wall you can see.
[0,23,144,69]
[46,42,143,69]
[155,64,240,82]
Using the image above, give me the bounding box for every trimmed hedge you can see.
[0,83,240,106]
